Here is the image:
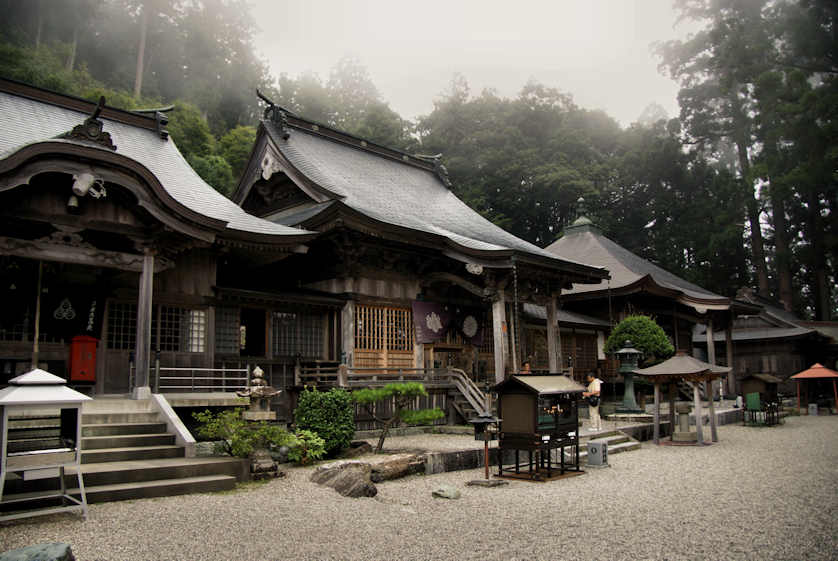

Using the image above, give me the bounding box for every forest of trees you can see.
[0,0,834,320]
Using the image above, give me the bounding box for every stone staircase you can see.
[575,430,641,464]
[2,398,248,508]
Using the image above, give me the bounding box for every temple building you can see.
[543,199,760,396]
[0,80,608,417]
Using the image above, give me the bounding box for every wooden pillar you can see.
[492,293,508,383]
[668,382,676,441]
[833,380,837,412]
[508,301,518,373]
[546,295,559,373]
[796,380,800,412]
[705,318,716,403]
[725,321,735,397]
[133,250,154,399]
[706,378,718,442]
[653,382,661,445]
[706,318,716,365]
[31,260,43,369]
[693,381,704,445]
[341,300,355,367]
[671,310,679,351]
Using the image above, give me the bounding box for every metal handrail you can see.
[155,365,249,392]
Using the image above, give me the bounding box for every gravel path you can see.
[1,416,836,561]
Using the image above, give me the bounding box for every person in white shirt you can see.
[583,372,602,431]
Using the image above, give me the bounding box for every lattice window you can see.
[271,311,323,358]
[355,305,414,351]
[157,306,205,353]
[184,310,206,353]
[107,302,136,350]
[354,305,415,368]
[215,307,240,355]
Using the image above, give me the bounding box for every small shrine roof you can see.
[633,353,730,382]
[0,369,92,406]
[494,375,586,395]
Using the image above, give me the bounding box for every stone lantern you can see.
[616,340,644,413]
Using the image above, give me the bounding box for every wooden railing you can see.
[295,364,488,416]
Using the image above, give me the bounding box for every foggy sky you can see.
[252,1,695,127]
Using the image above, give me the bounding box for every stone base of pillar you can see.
[132,385,152,400]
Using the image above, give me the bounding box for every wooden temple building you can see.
[0,79,609,422]
[543,199,760,395]
[693,288,836,395]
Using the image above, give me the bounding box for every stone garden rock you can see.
[370,454,425,482]
[431,484,461,500]
[0,543,75,561]
[341,441,373,458]
[310,460,377,498]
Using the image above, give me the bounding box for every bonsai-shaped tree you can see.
[352,382,445,453]
[604,315,674,366]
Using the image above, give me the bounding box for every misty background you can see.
[0,0,834,320]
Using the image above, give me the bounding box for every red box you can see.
[70,335,98,382]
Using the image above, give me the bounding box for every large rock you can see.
[310,461,377,498]
[370,454,425,482]
[0,543,75,561]
[342,441,373,458]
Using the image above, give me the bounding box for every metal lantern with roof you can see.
[467,409,505,486]
[616,340,643,413]
[0,368,92,522]
[492,375,585,481]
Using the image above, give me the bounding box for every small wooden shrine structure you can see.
[633,352,730,445]
[0,369,92,521]
[492,375,585,480]
[790,363,838,413]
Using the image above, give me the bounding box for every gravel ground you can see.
[1,416,836,561]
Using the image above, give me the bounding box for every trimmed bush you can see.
[605,315,674,365]
[294,387,355,457]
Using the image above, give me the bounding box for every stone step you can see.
[82,433,175,450]
[81,444,185,463]
[2,457,247,494]
[82,422,168,437]
[82,412,161,425]
[0,475,237,507]
[82,401,154,416]
[579,440,641,461]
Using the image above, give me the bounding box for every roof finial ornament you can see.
[57,95,116,150]
[576,196,587,220]
[256,88,293,140]
[414,153,452,188]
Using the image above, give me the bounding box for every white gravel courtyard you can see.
[1,415,836,561]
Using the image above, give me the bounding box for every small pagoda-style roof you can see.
[633,352,731,382]
[0,369,92,406]
[233,107,609,283]
[493,375,586,395]
[790,363,838,380]
[0,78,316,246]
[545,199,735,312]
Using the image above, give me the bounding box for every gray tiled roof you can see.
[0,90,312,238]
[522,303,611,328]
[269,123,605,269]
[545,221,726,302]
[693,326,816,343]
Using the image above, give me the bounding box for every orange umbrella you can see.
[790,363,838,412]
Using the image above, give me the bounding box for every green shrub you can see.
[294,387,355,457]
[604,315,674,365]
[286,430,326,465]
[192,409,293,458]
